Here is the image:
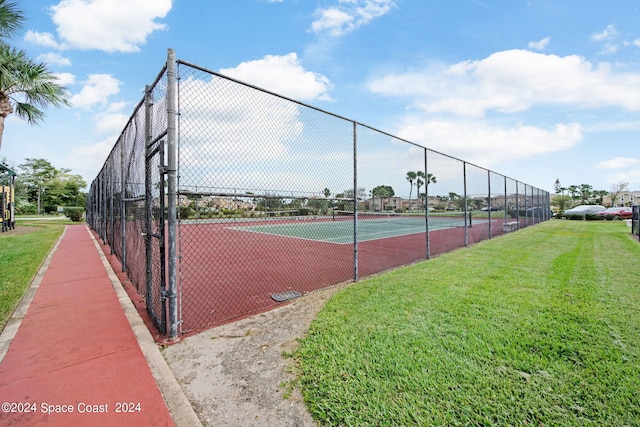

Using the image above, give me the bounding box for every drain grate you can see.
[271,290,302,302]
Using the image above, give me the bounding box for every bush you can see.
[15,200,36,215]
[179,206,195,219]
[562,213,603,221]
[63,207,84,222]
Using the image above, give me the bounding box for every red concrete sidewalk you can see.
[0,225,180,426]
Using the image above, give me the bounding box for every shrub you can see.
[585,213,603,221]
[563,213,603,221]
[15,200,36,215]
[179,206,195,219]
[63,207,84,222]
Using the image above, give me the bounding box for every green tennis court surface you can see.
[231,214,486,244]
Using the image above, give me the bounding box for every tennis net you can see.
[333,210,470,227]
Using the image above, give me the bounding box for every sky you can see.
[2,0,640,195]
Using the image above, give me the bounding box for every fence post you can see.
[353,121,358,282]
[504,175,508,226]
[144,85,156,331]
[515,181,520,224]
[109,166,116,255]
[463,161,469,247]
[120,133,126,269]
[166,48,179,340]
[425,148,430,259]
[487,169,492,239]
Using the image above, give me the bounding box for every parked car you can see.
[596,206,633,220]
[563,205,606,216]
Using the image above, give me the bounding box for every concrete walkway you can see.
[0,225,200,426]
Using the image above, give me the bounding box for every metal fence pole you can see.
[516,181,520,224]
[108,165,113,253]
[487,169,492,238]
[353,121,358,282]
[463,161,469,247]
[425,148,430,259]
[504,175,508,226]
[120,134,126,269]
[143,85,156,331]
[166,48,179,340]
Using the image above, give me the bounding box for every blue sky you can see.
[2,0,640,194]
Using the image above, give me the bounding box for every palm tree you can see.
[415,172,424,211]
[0,1,23,40]
[416,172,436,211]
[405,171,416,210]
[0,1,69,152]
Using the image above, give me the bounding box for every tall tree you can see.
[405,171,416,209]
[18,157,56,214]
[567,185,578,207]
[0,1,69,152]
[578,184,593,204]
[609,182,628,206]
[371,185,395,211]
[415,171,436,211]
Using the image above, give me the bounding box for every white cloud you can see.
[177,75,303,169]
[54,72,75,85]
[598,43,620,55]
[95,103,130,133]
[606,169,640,188]
[219,53,333,101]
[368,49,640,118]
[50,0,171,53]
[596,157,639,170]
[68,135,119,182]
[310,0,395,37]
[24,30,65,49]
[528,37,550,51]
[69,74,121,108]
[590,25,621,55]
[37,52,71,67]
[590,24,618,42]
[95,113,129,133]
[395,118,582,169]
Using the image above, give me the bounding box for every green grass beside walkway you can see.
[295,220,640,426]
[0,220,71,330]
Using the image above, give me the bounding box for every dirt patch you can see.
[0,226,42,236]
[162,283,348,427]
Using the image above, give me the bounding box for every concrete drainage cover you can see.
[271,291,302,302]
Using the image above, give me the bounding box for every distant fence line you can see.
[87,49,550,339]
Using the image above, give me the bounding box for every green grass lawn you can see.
[0,220,72,330]
[295,220,640,426]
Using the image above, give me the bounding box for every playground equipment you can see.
[1,164,16,232]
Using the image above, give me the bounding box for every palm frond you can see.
[0,1,24,39]
[0,43,69,125]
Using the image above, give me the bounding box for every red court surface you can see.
[0,225,176,427]
[170,216,516,335]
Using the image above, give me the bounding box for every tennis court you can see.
[87,54,551,338]
[173,212,505,333]
[229,212,484,244]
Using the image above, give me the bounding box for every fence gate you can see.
[144,87,168,335]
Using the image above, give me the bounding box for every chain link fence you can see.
[87,50,551,339]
